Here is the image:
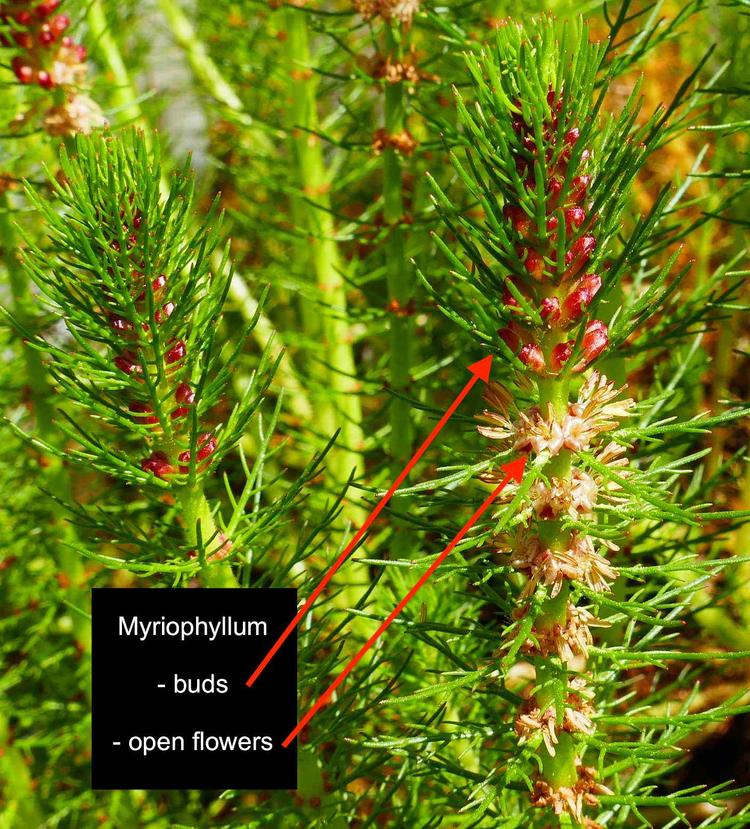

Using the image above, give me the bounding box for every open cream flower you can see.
[478,372,635,457]
[506,532,618,598]
[515,677,596,757]
[520,603,607,664]
[531,760,612,824]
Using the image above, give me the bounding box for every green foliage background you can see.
[1,1,750,827]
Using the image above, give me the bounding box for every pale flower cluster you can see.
[509,532,618,599]
[531,759,612,824]
[521,603,606,664]
[515,677,595,757]
[478,372,635,457]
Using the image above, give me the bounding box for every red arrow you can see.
[281,456,527,748]
[246,356,493,688]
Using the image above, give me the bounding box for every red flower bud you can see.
[38,27,55,46]
[35,0,61,19]
[177,433,216,470]
[498,326,520,353]
[562,273,601,322]
[114,350,141,375]
[564,127,579,146]
[50,13,69,34]
[135,275,167,302]
[564,235,596,277]
[165,340,186,364]
[171,407,190,420]
[15,10,33,25]
[550,341,573,371]
[570,175,591,204]
[564,207,586,230]
[578,320,608,367]
[540,296,561,324]
[547,176,563,198]
[109,313,133,334]
[175,382,195,405]
[519,343,545,373]
[129,401,158,425]
[196,433,217,461]
[141,451,173,479]
[503,204,532,236]
[36,70,54,89]
[546,216,559,233]
[12,30,33,48]
[12,57,33,84]
[155,302,174,324]
[524,250,545,281]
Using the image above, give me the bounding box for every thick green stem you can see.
[86,0,143,123]
[278,10,372,619]
[178,484,238,588]
[532,374,579,792]
[155,0,261,131]
[283,10,365,491]
[383,25,416,560]
[541,732,579,789]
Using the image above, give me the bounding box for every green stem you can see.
[383,25,416,559]
[541,732,579,789]
[281,8,370,609]
[283,10,365,486]
[86,0,143,123]
[537,374,569,418]
[178,483,238,588]
[154,0,262,131]
[532,374,578,792]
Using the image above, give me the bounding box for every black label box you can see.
[91,587,297,790]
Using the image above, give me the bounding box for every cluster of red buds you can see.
[1,0,105,134]
[94,202,217,481]
[497,91,608,375]
[141,432,217,479]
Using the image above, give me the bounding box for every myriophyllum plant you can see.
[9,132,285,588]
[428,18,749,825]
